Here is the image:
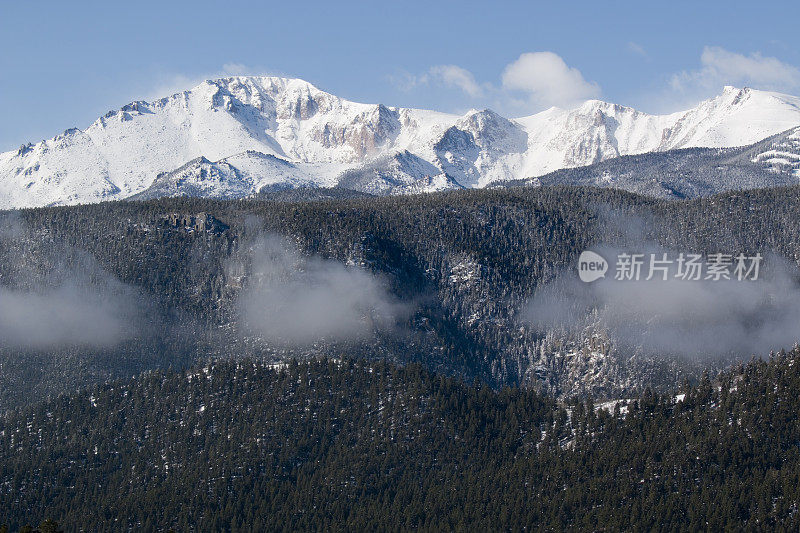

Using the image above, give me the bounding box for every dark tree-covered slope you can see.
[2,351,800,531]
[4,185,800,410]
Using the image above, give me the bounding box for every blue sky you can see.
[2,0,799,152]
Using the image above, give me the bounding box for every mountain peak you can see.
[3,79,800,209]
[574,99,634,115]
[197,75,331,100]
[206,74,319,88]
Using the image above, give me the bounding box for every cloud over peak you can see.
[396,51,601,115]
[671,46,800,95]
[501,52,601,109]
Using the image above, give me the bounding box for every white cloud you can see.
[501,52,600,108]
[671,46,800,94]
[392,51,601,114]
[386,70,421,93]
[627,42,648,59]
[428,65,484,97]
[237,235,411,345]
[221,63,251,76]
[392,65,485,98]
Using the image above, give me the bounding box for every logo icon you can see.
[578,250,608,282]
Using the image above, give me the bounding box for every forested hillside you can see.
[3,185,800,410]
[2,350,800,531]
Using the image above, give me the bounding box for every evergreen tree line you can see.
[3,185,800,409]
[1,350,800,531]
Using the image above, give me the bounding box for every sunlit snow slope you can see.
[2,77,800,209]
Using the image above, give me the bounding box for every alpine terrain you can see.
[2,77,800,209]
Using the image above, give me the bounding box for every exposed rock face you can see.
[161,212,229,234]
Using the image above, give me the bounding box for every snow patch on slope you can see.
[750,126,800,176]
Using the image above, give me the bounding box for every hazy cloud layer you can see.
[523,249,800,359]
[0,248,148,351]
[671,46,800,95]
[627,42,649,60]
[0,283,144,350]
[0,214,153,350]
[391,65,488,99]
[237,235,410,345]
[397,46,800,117]
[428,65,485,98]
[396,51,601,114]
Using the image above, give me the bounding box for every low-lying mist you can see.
[235,234,412,345]
[523,248,800,360]
[0,216,151,350]
[0,283,146,350]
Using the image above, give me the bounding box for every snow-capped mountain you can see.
[2,77,800,209]
[494,125,800,199]
[131,151,317,200]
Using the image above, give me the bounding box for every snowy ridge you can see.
[750,127,800,176]
[131,151,317,200]
[495,125,800,199]
[3,78,800,209]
